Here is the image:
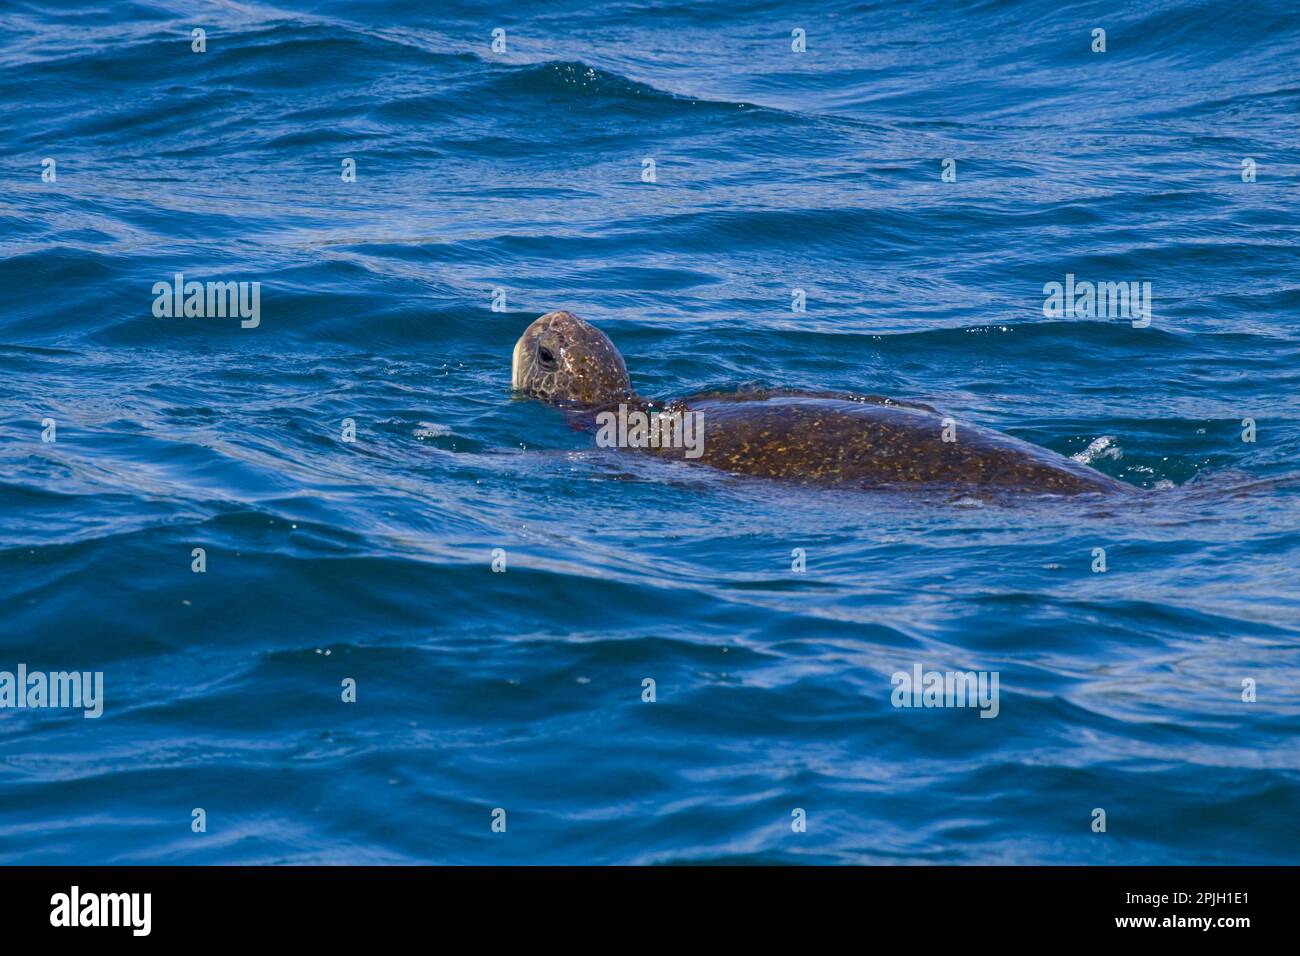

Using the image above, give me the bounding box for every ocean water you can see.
[2,0,1299,865]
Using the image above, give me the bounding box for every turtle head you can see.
[511,311,634,408]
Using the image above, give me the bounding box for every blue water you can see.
[2,0,1299,865]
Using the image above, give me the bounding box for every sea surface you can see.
[2,0,1299,864]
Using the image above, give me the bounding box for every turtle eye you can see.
[537,345,558,369]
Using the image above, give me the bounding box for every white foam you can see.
[1071,435,1122,464]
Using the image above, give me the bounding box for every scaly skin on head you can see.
[511,311,644,411]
